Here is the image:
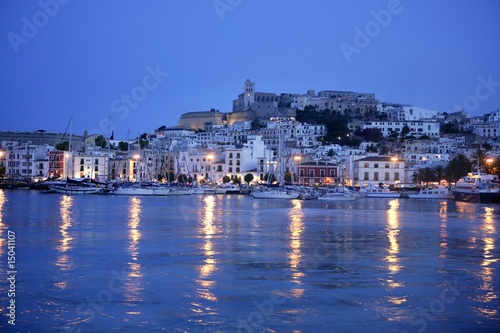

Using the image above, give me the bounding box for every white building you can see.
[224,134,267,180]
[4,144,51,179]
[363,121,440,138]
[471,123,500,138]
[71,153,109,180]
[355,156,406,186]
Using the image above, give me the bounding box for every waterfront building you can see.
[355,156,406,187]
[297,161,339,185]
[48,150,68,179]
[4,144,51,180]
[223,135,267,181]
[71,153,109,180]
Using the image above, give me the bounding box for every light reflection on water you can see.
[125,196,143,303]
[385,199,403,290]
[439,201,449,258]
[196,195,218,302]
[472,206,498,319]
[55,195,74,279]
[288,200,305,298]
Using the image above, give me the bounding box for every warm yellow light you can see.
[391,157,397,162]
[294,155,301,161]
[486,159,494,163]
[207,154,214,160]
[0,151,3,157]
[64,153,69,158]
[133,154,140,160]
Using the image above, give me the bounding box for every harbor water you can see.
[0,190,499,332]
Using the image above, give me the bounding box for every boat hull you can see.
[251,190,300,199]
[49,185,102,195]
[408,194,454,199]
[454,191,500,204]
[318,195,355,201]
[364,193,401,198]
[113,188,154,196]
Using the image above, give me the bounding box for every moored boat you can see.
[407,185,454,200]
[318,187,356,201]
[48,178,102,195]
[113,183,154,196]
[452,173,500,203]
[360,184,400,198]
[251,187,300,199]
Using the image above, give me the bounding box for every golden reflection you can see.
[128,197,142,271]
[196,195,218,302]
[473,206,498,319]
[455,201,477,214]
[58,195,74,252]
[0,190,6,256]
[439,201,448,258]
[125,197,143,302]
[55,195,75,286]
[385,199,403,289]
[288,200,304,286]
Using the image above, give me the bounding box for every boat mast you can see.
[106,116,111,181]
[278,126,284,186]
[68,117,73,179]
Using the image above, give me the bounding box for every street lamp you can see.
[64,152,70,178]
[206,154,214,182]
[486,158,494,174]
[133,154,140,181]
[294,155,302,184]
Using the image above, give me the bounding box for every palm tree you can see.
[411,171,421,185]
[412,167,436,187]
[445,154,472,182]
[470,148,490,173]
[433,165,446,184]
[419,167,436,187]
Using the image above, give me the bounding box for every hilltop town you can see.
[1,79,499,187]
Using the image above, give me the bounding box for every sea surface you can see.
[0,190,499,332]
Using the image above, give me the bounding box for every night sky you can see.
[1,0,499,139]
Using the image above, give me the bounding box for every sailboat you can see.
[251,127,300,199]
[49,177,103,194]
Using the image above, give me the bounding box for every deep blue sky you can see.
[1,0,499,139]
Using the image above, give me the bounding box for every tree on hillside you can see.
[139,133,149,149]
[56,141,69,151]
[95,135,107,148]
[118,141,129,151]
[361,128,383,142]
[401,124,411,139]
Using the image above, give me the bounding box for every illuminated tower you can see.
[243,79,255,110]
